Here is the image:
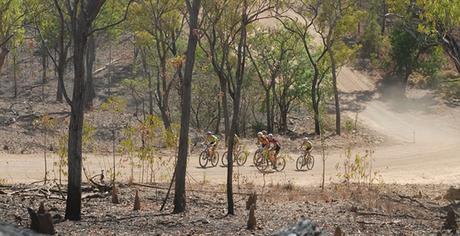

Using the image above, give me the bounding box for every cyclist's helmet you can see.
[303,137,309,141]
[262,130,268,135]
[207,131,212,135]
[257,132,263,137]
[268,134,273,139]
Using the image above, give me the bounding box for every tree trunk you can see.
[265,90,272,133]
[173,0,201,214]
[84,34,96,110]
[0,47,8,75]
[41,52,48,101]
[56,69,64,102]
[329,50,341,135]
[270,80,276,132]
[141,50,154,115]
[227,1,248,215]
[12,52,17,98]
[65,28,87,221]
[215,99,221,134]
[219,78,230,141]
[312,74,321,135]
[279,107,288,134]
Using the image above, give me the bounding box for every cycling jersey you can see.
[207,135,219,144]
[257,136,270,147]
[301,140,312,151]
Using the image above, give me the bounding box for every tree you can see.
[63,0,133,221]
[277,0,330,135]
[0,0,24,75]
[173,0,201,214]
[247,27,306,133]
[317,0,363,135]
[128,0,185,129]
[416,0,460,73]
[201,0,276,215]
[27,0,72,103]
[247,28,286,133]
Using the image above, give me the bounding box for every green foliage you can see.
[361,10,382,58]
[0,0,25,48]
[336,147,381,185]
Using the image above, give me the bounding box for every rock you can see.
[444,187,460,201]
[0,221,41,236]
[273,217,322,236]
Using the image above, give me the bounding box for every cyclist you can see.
[206,131,219,157]
[267,134,281,169]
[256,132,269,149]
[300,137,313,155]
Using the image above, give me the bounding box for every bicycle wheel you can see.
[199,151,208,168]
[296,155,305,171]
[253,150,260,166]
[221,152,228,166]
[306,155,314,170]
[275,156,286,172]
[255,154,269,172]
[211,151,220,167]
[236,151,247,166]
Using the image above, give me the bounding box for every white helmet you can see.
[207,131,212,135]
[257,132,263,136]
[303,137,309,140]
[268,134,273,138]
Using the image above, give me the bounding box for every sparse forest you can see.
[0,0,460,235]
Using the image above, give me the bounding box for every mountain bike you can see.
[254,148,286,172]
[296,150,314,171]
[199,144,220,168]
[221,145,248,166]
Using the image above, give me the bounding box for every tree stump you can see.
[247,204,256,230]
[112,185,119,204]
[27,202,56,235]
[334,226,344,236]
[443,208,458,234]
[133,190,141,211]
[246,192,257,210]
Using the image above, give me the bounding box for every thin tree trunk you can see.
[12,52,17,98]
[41,53,48,101]
[173,0,201,214]
[141,50,154,115]
[84,34,96,110]
[312,74,321,135]
[265,90,271,133]
[329,50,341,135]
[227,1,248,215]
[219,78,230,141]
[0,47,8,75]
[215,99,221,134]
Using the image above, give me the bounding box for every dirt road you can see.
[1,67,459,186]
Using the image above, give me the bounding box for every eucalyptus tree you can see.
[128,0,185,129]
[0,0,24,78]
[173,0,201,214]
